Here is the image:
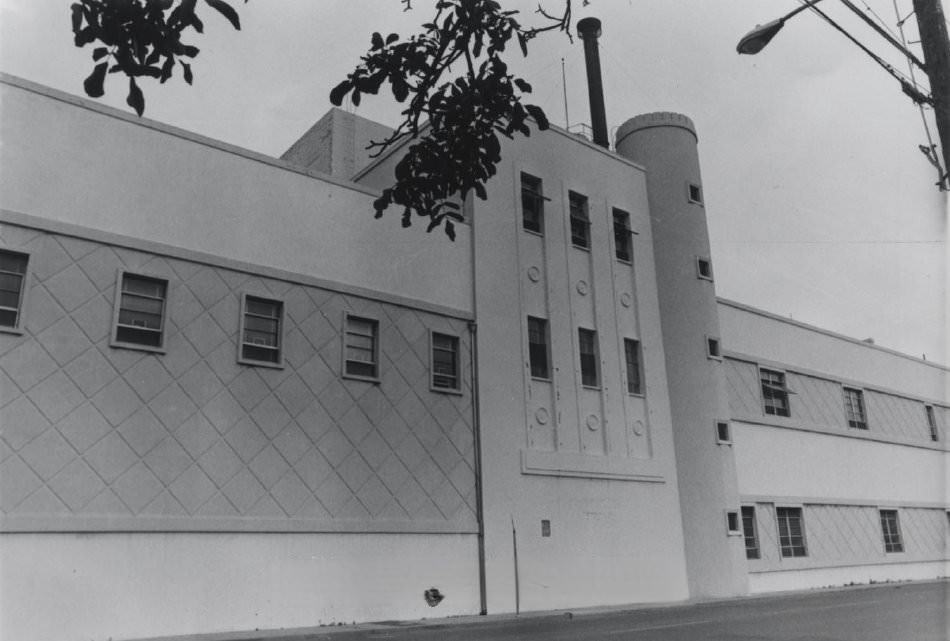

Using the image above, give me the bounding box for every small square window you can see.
[706,337,721,360]
[726,510,741,535]
[925,405,939,442]
[578,327,599,388]
[696,257,713,280]
[716,421,731,444]
[0,249,29,332]
[623,338,643,395]
[344,314,380,380]
[742,506,760,559]
[843,387,867,430]
[761,368,790,418]
[613,209,633,262]
[431,332,461,392]
[687,183,703,205]
[569,191,590,250]
[776,506,807,557]
[112,272,168,351]
[541,519,551,537]
[527,316,550,379]
[239,295,283,367]
[879,509,904,553]
[521,173,545,234]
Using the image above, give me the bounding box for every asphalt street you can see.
[256,580,948,641]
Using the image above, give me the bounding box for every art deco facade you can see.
[0,74,946,641]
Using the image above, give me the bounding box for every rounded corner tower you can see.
[615,113,748,598]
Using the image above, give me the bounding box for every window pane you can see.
[569,192,589,249]
[0,309,18,327]
[521,173,543,234]
[246,298,280,318]
[761,369,790,417]
[431,333,459,389]
[741,506,759,559]
[528,317,549,379]
[579,328,598,387]
[613,209,631,261]
[118,309,163,330]
[242,344,279,363]
[624,339,642,394]
[116,326,162,347]
[777,507,806,557]
[345,316,378,377]
[0,289,21,309]
[245,315,279,334]
[844,388,867,429]
[0,251,28,274]
[122,275,166,298]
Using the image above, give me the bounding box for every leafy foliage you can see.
[71,0,244,115]
[70,0,576,239]
[331,0,573,239]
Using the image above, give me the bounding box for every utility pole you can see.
[914,0,950,189]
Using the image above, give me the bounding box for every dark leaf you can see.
[70,3,83,33]
[126,77,145,116]
[92,47,109,61]
[371,31,384,50]
[160,57,174,82]
[392,77,409,103]
[386,33,399,44]
[514,78,531,93]
[83,62,108,98]
[525,104,549,130]
[204,0,241,30]
[329,79,352,106]
[181,45,199,57]
[181,61,193,85]
[444,220,456,241]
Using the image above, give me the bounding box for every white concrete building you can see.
[0,74,947,641]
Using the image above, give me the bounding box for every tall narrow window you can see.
[926,405,939,442]
[431,332,460,391]
[240,295,283,366]
[613,209,632,262]
[0,250,29,330]
[741,506,760,559]
[527,316,550,379]
[776,507,807,557]
[113,273,168,349]
[843,387,867,429]
[344,314,379,379]
[569,191,590,249]
[521,173,544,234]
[578,328,599,387]
[760,368,790,417]
[879,509,904,553]
[624,338,642,395]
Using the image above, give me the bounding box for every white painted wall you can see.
[1,532,479,641]
[0,76,471,315]
[748,561,950,594]
[472,126,690,614]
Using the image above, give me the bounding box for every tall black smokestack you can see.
[577,17,608,148]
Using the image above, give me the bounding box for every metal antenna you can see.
[561,57,570,129]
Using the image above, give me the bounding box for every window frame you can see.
[612,208,633,263]
[430,330,462,394]
[726,510,742,536]
[110,270,170,353]
[687,182,704,205]
[568,191,591,250]
[760,367,791,418]
[775,506,808,558]
[706,336,722,361]
[879,509,904,553]
[237,293,285,368]
[843,386,868,430]
[0,248,31,335]
[925,405,939,442]
[623,338,643,396]
[741,506,760,559]
[342,312,381,382]
[521,172,545,235]
[715,420,732,445]
[578,327,600,389]
[527,316,551,381]
[695,256,714,281]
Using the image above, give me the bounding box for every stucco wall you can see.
[473,126,690,613]
[0,75,471,315]
[1,531,479,641]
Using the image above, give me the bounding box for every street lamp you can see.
[736,0,823,55]
[737,0,950,190]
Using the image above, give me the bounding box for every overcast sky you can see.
[1,0,946,363]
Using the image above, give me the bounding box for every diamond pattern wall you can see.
[724,357,940,447]
[0,225,476,531]
[746,502,948,572]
